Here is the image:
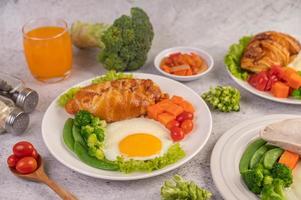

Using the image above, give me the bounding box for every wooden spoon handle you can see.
[42,177,78,200]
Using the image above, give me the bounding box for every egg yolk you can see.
[119,133,162,157]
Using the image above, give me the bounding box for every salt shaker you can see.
[0,73,39,113]
[0,95,29,134]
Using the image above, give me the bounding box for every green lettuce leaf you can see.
[161,175,212,200]
[57,87,81,107]
[92,70,133,84]
[116,143,185,173]
[224,36,253,80]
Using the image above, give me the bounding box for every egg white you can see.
[104,118,173,161]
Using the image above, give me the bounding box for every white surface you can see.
[1,0,301,199]
[42,73,212,180]
[226,64,301,105]
[154,46,214,81]
[211,114,299,200]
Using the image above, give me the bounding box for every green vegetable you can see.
[160,175,212,200]
[224,36,253,80]
[263,148,284,169]
[271,163,293,187]
[241,164,265,194]
[74,142,119,171]
[201,86,241,112]
[70,7,154,71]
[239,139,267,173]
[72,125,87,147]
[263,175,273,186]
[74,110,93,127]
[57,87,80,107]
[92,70,133,84]
[291,88,301,99]
[261,179,286,200]
[249,145,270,169]
[63,118,74,151]
[116,143,185,173]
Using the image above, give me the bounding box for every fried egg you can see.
[104,118,173,161]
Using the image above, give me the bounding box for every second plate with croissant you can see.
[41,72,212,180]
[225,31,301,104]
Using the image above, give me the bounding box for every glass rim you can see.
[22,18,68,41]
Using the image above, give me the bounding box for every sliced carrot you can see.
[157,112,176,126]
[282,67,297,81]
[271,82,290,98]
[147,104,164,120]
[186,68,193,76]
[173,70,187,76]
[159,101,184,116]
[179,100,195,113]
[287,73,301,89]
[161,65,172,73]
[171,96,184,105]
[279,150,300,170]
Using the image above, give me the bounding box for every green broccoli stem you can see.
[70,21,109,49]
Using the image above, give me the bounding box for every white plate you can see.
[227,69,301,105]
[42,73,212,180]
[211,114,300,200]
[154,47,214,82]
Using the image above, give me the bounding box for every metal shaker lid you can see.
[5,108,29,134]
[15,88,39,113]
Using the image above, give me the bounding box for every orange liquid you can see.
[23,26,72,81]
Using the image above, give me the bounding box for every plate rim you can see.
[226,66,301,105]
[210,114,300,200]
[42,72,213,180]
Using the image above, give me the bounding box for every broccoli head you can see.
[241,166,264,194]
[261,179,286,200]
[74,110,93,127]
[88,146,105,160]
[71,7,154,71]
[271,163,293,187]
[80,125,94,139]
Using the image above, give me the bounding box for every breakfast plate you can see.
[227,70,301,105]
[210,114,299,200]
[42,73,212,180]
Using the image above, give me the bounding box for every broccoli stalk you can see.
[70,7,154,71]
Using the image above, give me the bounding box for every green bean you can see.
[63,118,75,151]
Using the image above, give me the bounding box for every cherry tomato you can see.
[176,112,194,123]
[7,154,20,168]
[170,126,184,141]
[248,72,269,91]
[16,157,38,174]
[268,65,284,80]
[166,120,180,130]
[181,120,194,134]
[31,149,39,160]
[13,141,34,157]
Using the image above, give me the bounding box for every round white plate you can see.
[227,69,301,105]
[42,73,212,180]
[211,114,300,200]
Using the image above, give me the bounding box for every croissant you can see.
[65,79,167,122]
[241,31,301,73]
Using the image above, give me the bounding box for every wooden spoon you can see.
[10,156,78,200]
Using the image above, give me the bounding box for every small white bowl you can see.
[154,47,214,82]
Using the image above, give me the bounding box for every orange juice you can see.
[23,26,72,82]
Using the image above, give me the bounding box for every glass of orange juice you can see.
[22,18,72,83]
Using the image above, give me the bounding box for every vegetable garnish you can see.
[160,175,212,200]
[201,86,240,112]
[70,7,154,71]
[7,141,40,174]
[57,71,133,107]
[224,36,253,80]
[160,52,208,76]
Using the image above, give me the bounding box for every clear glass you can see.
[22,18,73,83]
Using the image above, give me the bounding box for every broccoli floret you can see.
[88,146,104,160]
[271,163,293,187]
[80,125,94,139]
[74,110,92,127]
[87,134,100,147]
[71,7,154,71]
[263,176,273,186]
[241,166,264,194]
[261,179,286,200]
[94,127,105,142]
[91,117,106,127]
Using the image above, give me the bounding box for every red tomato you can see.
[7,154,20,168]
[170,126,184,141]
[248,72,269,91]
[31,149,39,160]
[166,120,180,130]
[13,141,34,157]
[181,120,194,134]
[268,65,284,80]
[176,112,194,123]
[16,157,38,174]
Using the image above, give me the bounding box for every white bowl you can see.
[154,47,214,82]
